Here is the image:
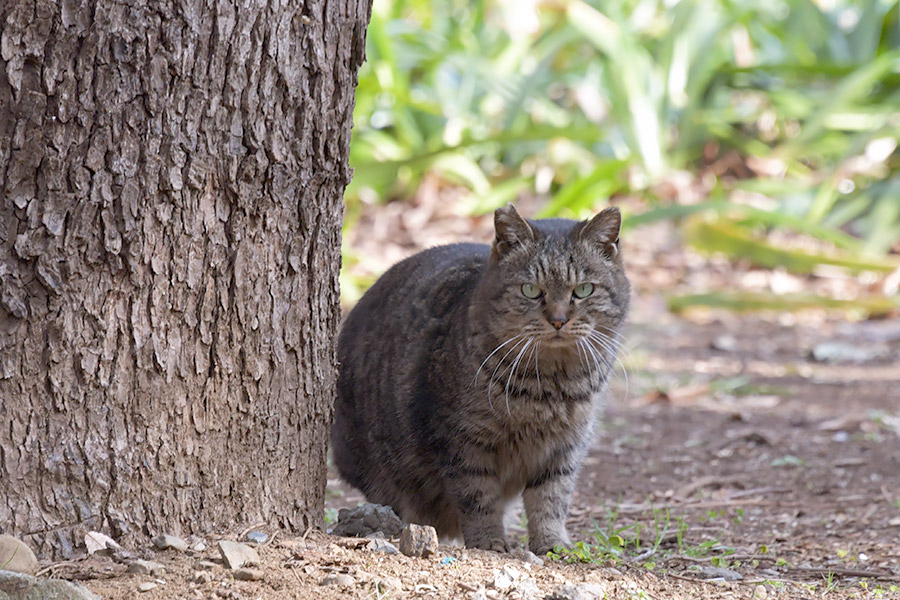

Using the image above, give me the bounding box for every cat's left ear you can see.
[579,206,621,258]
[492,204,535,258]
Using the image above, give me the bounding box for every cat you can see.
[332,204,629,554]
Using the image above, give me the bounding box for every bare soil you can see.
[70,201,900,599]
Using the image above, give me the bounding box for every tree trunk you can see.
[0,0,370,557]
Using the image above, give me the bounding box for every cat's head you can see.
[480,204,629,352]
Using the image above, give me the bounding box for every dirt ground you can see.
[72,200,900,599]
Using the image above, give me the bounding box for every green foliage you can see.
[347,0,900,310]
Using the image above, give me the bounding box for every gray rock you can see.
[137,581,157,592]
[365,538,399,555]
[192,570,212,584]
[517,550,544,566]
[549,583,607,600]
[244,531,269,545]
[0,536,38,576]
[233,568,264,581]
[330,503,404,538]
[321,573,355,587]
[126,559,166,576]
[151,534,188,552]
[376,576,402,593]
[83,531,122,556]
[698,566,742,581]
[0,569,100,600]
[810,341,887,364]
[217,540,260,570]
[712,334,738,352]
[512,579,543,600]
[493,571,513,590]
[398,524,438,558]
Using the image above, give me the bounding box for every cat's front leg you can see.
[523,467,578,555]
[449,477,508,552]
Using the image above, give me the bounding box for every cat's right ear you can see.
[492,204,535,259]
[579,206,621,258]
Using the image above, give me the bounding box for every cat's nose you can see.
[549,316,568,330]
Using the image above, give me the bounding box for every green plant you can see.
[345,0,900,315]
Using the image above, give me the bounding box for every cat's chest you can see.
[491,398,593,453]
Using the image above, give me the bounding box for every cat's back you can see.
[340,242,488,338]
[334,243,488,493]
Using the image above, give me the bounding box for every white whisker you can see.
[487,336,530,409]
[474,334,526,386]
[504,339,532,416]
[587,330,630,400]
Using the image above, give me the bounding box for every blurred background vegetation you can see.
[343,0,900,315]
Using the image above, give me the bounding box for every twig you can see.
[262,529,280,547]
[664,554,777,564]
[663,571,734,587]
[787,566,899,580]
[288,566,303,584]
[36,560,79,577]
[881,485,897,506]
[238,521,267,538]
[674,475,742,501]
[726,487,791,500]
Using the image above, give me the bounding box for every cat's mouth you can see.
[541,331,577,347]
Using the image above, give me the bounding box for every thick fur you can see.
[332,205,630,554]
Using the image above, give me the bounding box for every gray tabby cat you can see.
[332,204,629,554]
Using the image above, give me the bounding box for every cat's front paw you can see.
[529,534,571,556]
[467,537,509,553]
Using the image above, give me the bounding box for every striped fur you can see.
[332,205,629,553]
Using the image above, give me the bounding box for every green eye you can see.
[573,283,594,299]
[521,283,542,299]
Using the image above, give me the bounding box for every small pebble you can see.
[366,537,399,555]
[712,334,738,352]
[493,570,513,590]
[0,535,39,575]
[127,559,166,576]
[233,568,264,581]
[698,566,742,581]
[753,584,768,599]
[152,534,188,552]
[518,550,543,567]
[550,583,606,600]
[398,523,438,558]
[138,581,157,592]
[376,576,402,592]
[218,540,260,569]
[321,573,355,587]
[245,531,269,545]
[330,503,404,537]
[192,570,212,584]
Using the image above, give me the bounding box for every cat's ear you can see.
[492,204,535,258]
[579,206,621,258]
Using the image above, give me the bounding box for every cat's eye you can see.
[573,283,594,299]
[521,283,542,299]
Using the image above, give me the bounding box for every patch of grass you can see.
[710,376,792,398]
[771,454,806,468]
[547,506,680,567]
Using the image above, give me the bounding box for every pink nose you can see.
[549,317,568,330]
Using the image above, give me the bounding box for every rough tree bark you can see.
[0,0,371,557]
